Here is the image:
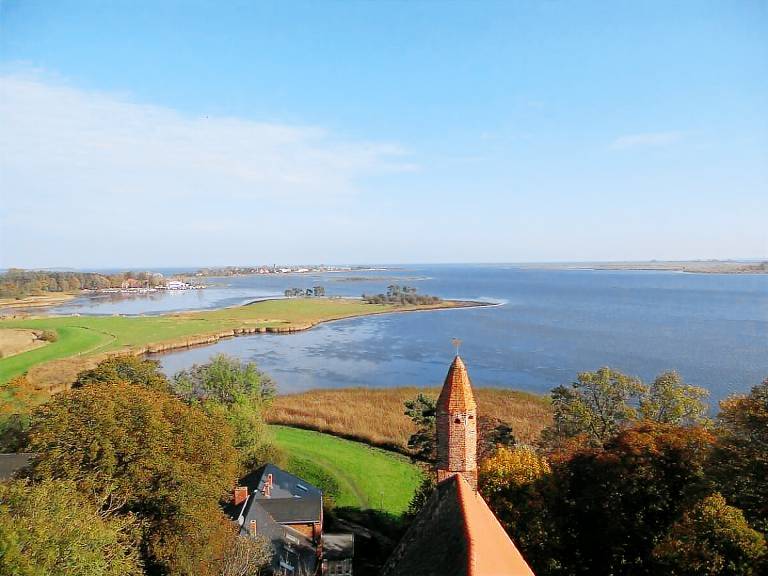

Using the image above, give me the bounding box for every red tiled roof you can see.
[457,474,535,576]
[437,355,477,413]
[381,474,535,576]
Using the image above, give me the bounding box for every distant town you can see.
[190,265,386,276]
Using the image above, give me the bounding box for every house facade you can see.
[226,463,353,576]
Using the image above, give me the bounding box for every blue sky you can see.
[1,1,766,268]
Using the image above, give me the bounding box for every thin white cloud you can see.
[610,131,682,150]
[0,72,413,205]
[0,72,418,266]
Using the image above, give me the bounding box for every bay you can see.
[33,264,768,404]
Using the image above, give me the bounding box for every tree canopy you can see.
[26,379,239,576]
[710,378,768,533]
[544,367,710,448]
[0,479,143,576]
[653,493,766,575]
[172,354,280,472]
[73,355,172,392]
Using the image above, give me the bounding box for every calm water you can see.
[26,265,768,404]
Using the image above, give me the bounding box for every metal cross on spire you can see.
[451,338,462,357]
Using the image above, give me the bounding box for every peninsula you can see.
[0,297,486,399]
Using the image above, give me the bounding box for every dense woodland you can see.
[0,269,164,298]
[362,284,441,306]
[0,357,766,575]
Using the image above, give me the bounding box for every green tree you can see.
[544,367,647,447]
[404,393,437,460]
[0,479,143,576]
[73,355,172,392]
[710,378,768,532]
[640,371,710,426]
[404,474,436,522]
[172,354,276,406]
[653,493,767,575]
[173,355,279,472]
[26,380,239,576]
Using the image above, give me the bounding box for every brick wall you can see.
[436,409,477,490]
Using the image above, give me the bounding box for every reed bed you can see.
[265,387,552,451]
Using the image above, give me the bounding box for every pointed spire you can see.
[437,355,477,413]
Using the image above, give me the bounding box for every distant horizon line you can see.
[2,257,766,273]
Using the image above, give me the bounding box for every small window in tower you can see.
[468,415,474,419]
[454,417,461,424]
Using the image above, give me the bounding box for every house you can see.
[381,356,536,576]
[225,463,354,576]
[322,533,354,576]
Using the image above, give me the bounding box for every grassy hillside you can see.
[271,425,423,515]
[0,298,466,388]
[266,386,552,448]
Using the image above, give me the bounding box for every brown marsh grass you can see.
[265,387,552,451]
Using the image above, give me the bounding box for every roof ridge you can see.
[455,475,478,576]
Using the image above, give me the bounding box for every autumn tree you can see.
[0,479,143,576]
[73,355,172,392]
[710,378,768,532]
[26,380,239,576]
[546,422,714,575]
[479,446,555,572]
[0,375,38,452]
[652,493,766,575]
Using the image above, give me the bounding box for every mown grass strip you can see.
[271,425,423,515]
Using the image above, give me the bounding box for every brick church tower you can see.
[436,355,478,490]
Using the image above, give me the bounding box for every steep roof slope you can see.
[437,355,477,413]
[381,474,535,576]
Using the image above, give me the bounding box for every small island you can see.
[363,284,442,305]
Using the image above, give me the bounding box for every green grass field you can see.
[0,298,460,384]
[271,425,424,515]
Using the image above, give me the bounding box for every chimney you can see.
[233,486,248,506]
[263,484,271,498]
[266,473,273,488]
[249,520,258,536]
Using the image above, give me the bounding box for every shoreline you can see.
[0,293,77,311]
[3,298,495,395]
[142,298,494,356]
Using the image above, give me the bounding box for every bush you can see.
[39,329,58,342]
